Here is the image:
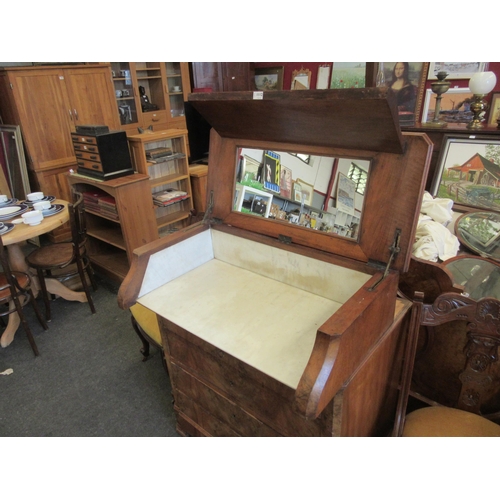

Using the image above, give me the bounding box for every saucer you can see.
[25,195,56,207]
[0,198,18,207]
[42,204,64,217]
[0,223,15,235]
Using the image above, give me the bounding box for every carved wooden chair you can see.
[25,192,97,321]
[393,291,500,436]
[0,234,48,356]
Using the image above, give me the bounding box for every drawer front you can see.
[76,158,104,173]
[162,325,333,437]
[72,135,97,145]
[73,142,99,154]
[74,150,102,163]
[172,364,280,437]
[142,111,167,128]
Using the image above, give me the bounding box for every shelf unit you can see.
[67,173,158,282]
[110,62,191,134]
[127,129,194,236]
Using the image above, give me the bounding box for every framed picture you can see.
[294,178,314,205]
[376,62,429,126]
[428,62,487,80]
[336,173,356,215]
[330,62,366,89]
[279,165,292,199]
[488,92,500,126]
[254,67,284,91]
[421,87,473,124]
[431,134,500,211]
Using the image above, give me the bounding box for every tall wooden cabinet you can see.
[190,63,254,91]
[110,62,191,134]
[0,64,120,240]
[68,173,158,282]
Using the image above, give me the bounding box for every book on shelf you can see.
[153,188,188,206]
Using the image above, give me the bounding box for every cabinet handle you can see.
[69,109,73,121]
[74,109,79,120]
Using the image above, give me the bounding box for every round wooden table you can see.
[0,199,88,348]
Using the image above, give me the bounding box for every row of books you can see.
[82,190,119,221]
[153,188,188,207]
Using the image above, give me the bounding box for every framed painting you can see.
[421,87,473,124]
[254,67,284,91]
[336,173,356,215]
[428,62,487,80]
[487,92,500,126]
[431,134,500,211]
[330,62,366,89]
[376,62,428,126]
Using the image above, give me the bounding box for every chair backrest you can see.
[68,192,88,257]
[394,291,500,436]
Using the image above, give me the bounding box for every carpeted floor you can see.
[0,273,179,437]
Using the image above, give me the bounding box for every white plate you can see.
[0,203,29,220]
[0,223,15,235]
[0,198,18,207]
[0,206,22,216]
[42,204,64,217]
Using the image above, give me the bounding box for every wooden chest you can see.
[118,89,432,436]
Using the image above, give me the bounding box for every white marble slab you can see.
[139,259,342,389]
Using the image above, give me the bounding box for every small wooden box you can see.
[118,89,432,436]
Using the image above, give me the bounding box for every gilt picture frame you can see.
[421,87,473,124]
[487,92,500,127]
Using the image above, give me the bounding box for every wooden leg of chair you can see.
[0,301,21,348]
[36,269,52,322]
[12,294,39,357]
[86,261,98,291]
[29,288,48,331]
[77,258,96,314]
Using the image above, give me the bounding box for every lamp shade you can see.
[469,71,497,94]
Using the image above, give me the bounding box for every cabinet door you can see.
[221,63,252,91]
[64,67,120,130]
[7,69,75,171]
[110,62,141,133]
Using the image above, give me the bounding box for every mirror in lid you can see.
[234,148,369,240]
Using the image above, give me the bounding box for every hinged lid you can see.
[190,89,432,273]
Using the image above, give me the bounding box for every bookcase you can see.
[67,173,158,282]
[127,129,194,236]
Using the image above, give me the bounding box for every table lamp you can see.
[423,71,451,128]
[467,71,497,129]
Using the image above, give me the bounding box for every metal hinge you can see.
[368,228,401,291]
[202,190,223,226]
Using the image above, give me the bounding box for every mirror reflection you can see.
[234,148,369,240]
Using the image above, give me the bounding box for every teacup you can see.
[173,86,181,92]
[22,210,44,226]
[0,194,8,203]
[33,200,51,211]
[27,192,44,202]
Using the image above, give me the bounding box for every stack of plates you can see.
[0,198,18,208]
[0,223,15,236]
[41,204,64,217]
[24,195,56,208]
[0,203,29,221]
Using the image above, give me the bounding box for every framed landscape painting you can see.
[428,62,486,80]
[431,134,500,210]
[254,67,284,91]
[421,87,473,124]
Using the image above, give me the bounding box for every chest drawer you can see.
[162,323,333,436]
[76,158,103,173]
[74,150,102,163]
